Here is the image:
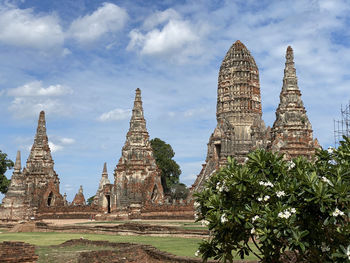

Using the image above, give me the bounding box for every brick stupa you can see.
[270,46,319,159]
[191,41,270,193]
[113,88,164,209]
[0,111,63,220]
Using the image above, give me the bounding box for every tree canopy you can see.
[150,138,181,194]
[195,137,350,262]
[0,150,14,194]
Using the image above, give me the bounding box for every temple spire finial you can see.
[102,162,108,178]
[14,150,21,172]
[286,46,294,63]
[27,111,54,168]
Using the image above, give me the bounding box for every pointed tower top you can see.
[26,111,54,169]
[101,162,108,179]
[14,150,21,172]
[286,46,294,63]
[127,88,148,138]
[233,40,246,49]
[103,162,107,174]
[79,185,83,194]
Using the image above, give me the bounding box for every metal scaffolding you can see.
[334,102,350,147]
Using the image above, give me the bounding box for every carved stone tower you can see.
[270,46,318,160]
[113,88,164,209]
[93,162,112,211]
[191,40,269,193]
[0,111,63,220]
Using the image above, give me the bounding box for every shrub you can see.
[194,137,350,262]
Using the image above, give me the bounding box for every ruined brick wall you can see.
[0,241,38,263]
[36,205,98,219]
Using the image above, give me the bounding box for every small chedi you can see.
[191,41,318,193]
[94,88,164,214]
[0,111,64,220]
[72,185,86,206]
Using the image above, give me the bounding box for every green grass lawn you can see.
[0,231,259,260]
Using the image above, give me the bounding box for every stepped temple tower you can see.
[0,111,63,220]
[191,40,270,193]
[270,46,319,159]
[72,185,86,206]
[94,89,164,213]
[93,162,112,211]
[113,88,164,209]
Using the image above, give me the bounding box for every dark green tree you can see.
[0,150,14,194]
[87,195,95,206]
[170,183,189,200]
[150,138,181,194]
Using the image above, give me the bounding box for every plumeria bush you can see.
[194,137,350,263]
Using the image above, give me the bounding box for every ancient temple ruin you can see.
[191,41,318,193]
[72,185,86,206]
[270,46,319,159]
[94,88,164,213]
[191,40,270,193]
[0,111,64,220]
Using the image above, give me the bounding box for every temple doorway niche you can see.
[151,185,158,202]
[215,143,221,160]
[47,192,53,206]
[105,195,111,213]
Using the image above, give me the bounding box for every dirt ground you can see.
[42,219,196,226]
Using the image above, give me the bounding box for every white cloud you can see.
[7,81,72,97]
[127,9,203,61]
[142,8,180,30]
[68,2,128,43]
[7,81,72,118]
[0,5,64,49]
[98,108,131,122]
[8,97,68,118]
[60,137,75,145]
[48,141,63,153]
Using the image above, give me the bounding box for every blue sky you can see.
[0,0,350,201]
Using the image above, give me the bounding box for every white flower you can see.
[252,215,259,222]
[321,176,333,186]
[259,181,274,187]
[257,197,262,202]
[264,195,270,201]
[216,182,229,192]
[278,208,295,219]
[288,161,295,170]
[250,228,256,234]
[346,245,350,260]
[221,213,228,223]
[195,250,200,257]
[276,191,285,198]
[201,220,209,226]
[244,157,249,163]
[321,242,330,252]
[332,208,345,217]
[327,147,334,154]
[194,213,199,220]
[194,201,200,209]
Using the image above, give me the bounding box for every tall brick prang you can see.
[191,40,270,193]
[270,46,318,160]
